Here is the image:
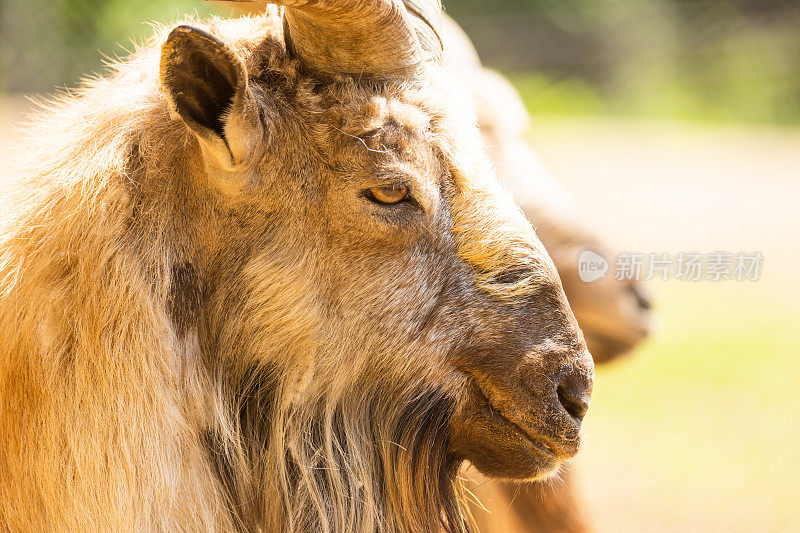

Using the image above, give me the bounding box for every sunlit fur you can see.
[0,13,590,532]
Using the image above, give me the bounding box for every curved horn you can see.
[403,0,443,63]
[216,0,442,77]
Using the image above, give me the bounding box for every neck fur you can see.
[204,364,472,532]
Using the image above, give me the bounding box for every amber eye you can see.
[367,184,410,205]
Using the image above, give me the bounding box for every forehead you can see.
[338,92,433,139]
[315,75,491,189]
[314,87,447,190]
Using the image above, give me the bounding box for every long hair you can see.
[0,15,476,532]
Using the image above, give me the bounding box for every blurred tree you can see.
[0,0,221,92]
[1,0,70,92]
[443,0,800,124]
[1,0,799,124]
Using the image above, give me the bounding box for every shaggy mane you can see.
[0,14,475,532]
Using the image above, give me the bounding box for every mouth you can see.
[584,327,646,363]
[472,384,560,460]
[449,376,581,480]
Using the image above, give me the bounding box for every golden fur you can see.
[0,12,593,532]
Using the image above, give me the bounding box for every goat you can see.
[0,2,594,531]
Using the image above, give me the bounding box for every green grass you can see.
[576,282,800,531]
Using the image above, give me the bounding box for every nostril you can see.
[557,379,590,422]
[628,283,652,311]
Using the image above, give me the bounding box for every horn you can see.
[403,0,443,63]
[212,0,442,77]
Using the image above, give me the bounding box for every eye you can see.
[366,184,410,205]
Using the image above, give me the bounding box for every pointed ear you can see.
[160,25,260,169]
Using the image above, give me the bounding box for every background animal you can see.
[0,2,594,531]
[441,15,651,533]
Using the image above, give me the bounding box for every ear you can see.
[160,25,260,169]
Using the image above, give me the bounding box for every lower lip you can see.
[480,393,558,458]
[526,436,557,459]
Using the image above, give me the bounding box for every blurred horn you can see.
[403,0,443,63]
[214,0,442,77]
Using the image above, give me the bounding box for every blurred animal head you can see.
[0,2,593,531]
[529,218,651,363]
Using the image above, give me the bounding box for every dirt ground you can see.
[2,97,799,531]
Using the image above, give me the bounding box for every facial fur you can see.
[0,12,592,532]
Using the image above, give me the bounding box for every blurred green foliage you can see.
[445,0,800,125]
[2,0,799,125]
[0,0,224,92]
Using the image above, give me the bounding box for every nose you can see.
[556,368,592,422]
[628,283,652,311]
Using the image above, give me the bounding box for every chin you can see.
[466,445,564,481]
[448,391,567,481]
